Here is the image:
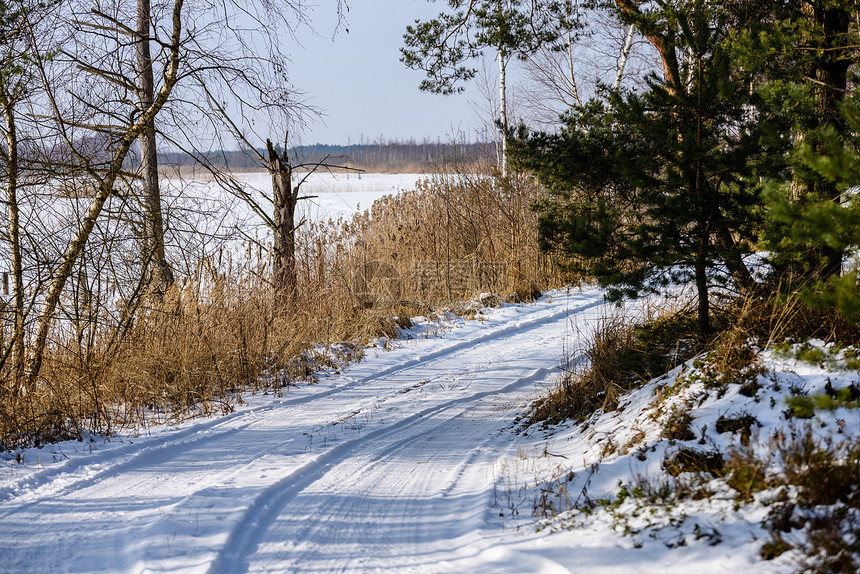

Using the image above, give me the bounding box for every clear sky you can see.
[284,1,483,146]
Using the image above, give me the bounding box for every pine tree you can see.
[776,98,860,321]
[512,1,773,335]
[727,0,858,283]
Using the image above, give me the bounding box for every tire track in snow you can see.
[293,395,527,573]
[207,366,558,574]
[0,288,607,573]
[0,289,604,513]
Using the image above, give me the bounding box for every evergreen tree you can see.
[512,1,776,334]
[774,97,860,321]
[727,0,859,285]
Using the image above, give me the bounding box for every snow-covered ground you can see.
[157,171,426,268]
[0,288,856,573]
[232,171,425,223]
[162,172,425,241]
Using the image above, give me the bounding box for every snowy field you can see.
[1,287,854,572]
[162,172,425,242]
[155,172,426,265]
[232,171,424,223]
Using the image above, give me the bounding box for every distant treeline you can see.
[158,139,499,173]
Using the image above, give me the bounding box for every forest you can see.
[158,140,496,173]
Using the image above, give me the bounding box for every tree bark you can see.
[137,0,173,296]
[267,139,297,302]
[612,24,635,93]
[611,0,682,90]
[0,87,25,387]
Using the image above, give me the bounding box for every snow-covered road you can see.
[0,288,608,574]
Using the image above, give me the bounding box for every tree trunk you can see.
[564,4,581,107]
[27,0,185,386]
[137,0,173,296]
[0,89,25,387]
[695,247,710,336]
[696,176,711,336]
[816,4,850,278]
[267,139,297,302]
[612,0,681,90]
[799,1,851,279]
[612,24,635,93]
[717,225,756,295]
[498,45,507,178]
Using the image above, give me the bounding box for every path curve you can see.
[0,288,607,574]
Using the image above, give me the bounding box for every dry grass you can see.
[528,284,860,571]
[530,313,638,425]
[0,166,568,449]
[530,302,703,425]
[319,169,557,304]
[718,281,860,351]
[725,426,860,572]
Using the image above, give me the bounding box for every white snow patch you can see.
[1,290,856,572]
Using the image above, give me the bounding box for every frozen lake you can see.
[159,172,427,259]
[214,172,424,223]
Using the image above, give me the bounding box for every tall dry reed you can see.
[0,167,568,449]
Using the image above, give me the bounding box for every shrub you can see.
[662,409,696,441]
[663,448,724,477]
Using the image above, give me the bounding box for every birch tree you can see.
[26,0,185,384]
[520,4,642,125]
[402,0,554,176]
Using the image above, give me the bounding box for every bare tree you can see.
[0,0,349,386]
[26,0,185,384]
[192,113,356,303]
[0,0,65,389]
[136,0,173,296]
[518,5,650,126]
[0,3,28,386]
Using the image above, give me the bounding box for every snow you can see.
[1,287,856,573]
[233,171,426,223]
[161,172,426,242]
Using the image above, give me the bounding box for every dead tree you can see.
[267,138,298,298]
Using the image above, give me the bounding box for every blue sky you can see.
[285,1,482,145]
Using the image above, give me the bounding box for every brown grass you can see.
[0,166,569,449]
[530,313,638,425]
[530,301,703,425]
